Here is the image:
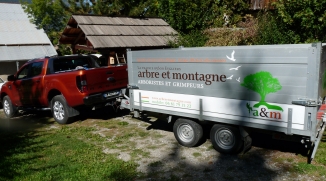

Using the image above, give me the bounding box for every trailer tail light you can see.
[76,75,88,93]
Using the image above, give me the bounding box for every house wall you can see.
[0,61,28,80]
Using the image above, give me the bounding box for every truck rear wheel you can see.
[2,95,17,118]
[51,95,71,124]
[210,124,243,154]
[173,118,203,147]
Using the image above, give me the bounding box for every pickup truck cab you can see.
[0,54,128,124]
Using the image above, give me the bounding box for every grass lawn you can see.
[0,111,138,181]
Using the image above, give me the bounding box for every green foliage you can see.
[21,0,73,55]
[205,15,258,46]
[59,0,93,14]
[92,0,158,17]
[158,0,249,33]
[209,0,249,27]
[255,12,299,44]
[21,0,69,41]
[323,70,326,89]
[272,0,326,43]
[158,0,213,33]
[0,130,137,181]
[158,0,250,47]
[169,30,208,48]
[23,0,326,53]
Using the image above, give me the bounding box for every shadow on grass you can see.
[139,118,309,181]
[143,117,308,157]
[142,141,281,181]
[0,110,55,181]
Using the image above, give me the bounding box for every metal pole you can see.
[16,61,19,71]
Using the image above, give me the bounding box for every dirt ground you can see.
[0,107,325,181]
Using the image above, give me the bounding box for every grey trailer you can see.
[121,42,326,163]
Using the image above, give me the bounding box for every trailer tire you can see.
[2,95,17,118]
[210,124,243,154]
[173,118,203,147]
[51,95,71,124]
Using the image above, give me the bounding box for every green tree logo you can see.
[241,71,283,111]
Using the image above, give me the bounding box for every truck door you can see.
[11,64,30,106]
[14,61,44,106]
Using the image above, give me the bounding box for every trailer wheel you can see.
[2,95,17,118]
[173,118,203,147]
[210,124,243,154]
[51,95,71,124]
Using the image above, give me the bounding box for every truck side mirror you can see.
[7,75,16,81]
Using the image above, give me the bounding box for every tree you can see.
[241,71,283,111]
[21,0,69,42]
[91,0,158,17]
[158,0,214,34]
[271,0,326,43]
[21,0,73,56]
[59,0,93,14]
[255,12,298,45]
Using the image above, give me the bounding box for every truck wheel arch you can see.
[47,89,62,106]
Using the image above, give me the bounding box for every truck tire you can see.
[210,124,243,154]
[51,95,71,124]
[2,95,17,118]
[173,118,203,147]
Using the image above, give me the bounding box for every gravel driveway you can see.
[91,111,320,181]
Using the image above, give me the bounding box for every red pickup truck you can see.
[0,54,128,124]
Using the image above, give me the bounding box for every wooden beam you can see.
[74,44,97,52]
[73,31,84,45]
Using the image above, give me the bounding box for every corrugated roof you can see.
[87,36,176,48]
[0,45,56,61]
[0,3,57,61]
[0,3,53,45]
[59,15,178,49]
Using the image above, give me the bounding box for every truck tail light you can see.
[76,75,88,93]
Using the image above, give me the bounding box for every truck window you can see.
[17,62,44,79]
[53,57,99,72]
[17,64,30,79]
[29,62,43,77]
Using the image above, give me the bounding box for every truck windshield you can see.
[52,57,100,72]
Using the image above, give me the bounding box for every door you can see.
[15,61,44,106]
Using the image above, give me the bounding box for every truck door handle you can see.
[107,77,115,82]
[106,71,113,74]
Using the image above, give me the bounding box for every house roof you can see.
[0,3,57,61]
[59,15,178,50]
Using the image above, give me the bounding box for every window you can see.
[53,57,99,72]
[17,61,44,79]
[17,65,30,79]
[29,62,43,77]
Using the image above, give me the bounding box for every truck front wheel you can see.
[51,95,71,124]
[210,124,243,154]
[173,118,203,147]
[2,95,17,118]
